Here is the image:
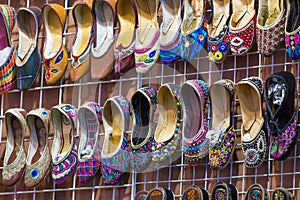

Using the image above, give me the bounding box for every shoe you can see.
[236,77,268,168]
[182,185,209,200]
[207,0,231,63]
[16,7,42,90]
[229,0,256,55]
[76,102,102,183]
[131,87,157,171]
[266,71,297,160]
[160,0,182,65]
[51,104,78,184]
[207,79,236,170]
[70,0,93,81]
[135,0,160,74]
[2,108,27,187]
[42,4,68,85]
[134,190,148,200]
[211,182,238,200]
[101,96,131,185]
[257,0,285,57]
[24,108,51,188]
[91,0,116,80]
[181,80,209,165]
[114,0,136,74]
[285,0,300,60]
[272,188,295,200]
[181,0,207,60]
[245,184,269,199]
[0,5,16,94]
[146,187,174,200]
[152,83,182,163]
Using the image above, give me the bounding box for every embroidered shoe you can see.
[266,71,297,160]
[146,187,174,200]
[211,182,238,200]
[229,0,256,55]
[236,77,268,168]
[24,109,51,188]
[134,0,160,74]
[114,0,136,74]
[181,0,207,60]
[285,0,300,60]
[51,104,78,184]
[135,190,148,200]
[16,7,42,90]
[131,87,157,172]
[0,5,16,94]
[42,4,68,85]
[207,79,236,170]
[2,108,27,187]
[181,80,209,166]
[257,0,285,57]
[70,0,93,81]
[101,96,131,185]
[272,188,295,200]
[76,102,102,183]
[207,0,231,63]
[245,184,269,200]
[182,185,209,200]
[160,0,182,65]
[152,83,182,163]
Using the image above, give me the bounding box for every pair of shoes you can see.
[245,183,269,199]
[182,185,209,200]
[146,187,174,200]
[211,182,238,200]
[272,188,295,200]
[2,108,51,188]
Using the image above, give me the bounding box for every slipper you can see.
[134,190,148,200]
[182,185,209,200]
[272,188,295,200]
[245,183,269,199]
[146,187,174,200]
[211,182,238,200]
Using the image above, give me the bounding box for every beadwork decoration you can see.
[272,188,295,200]
[245,184,269,200]
[182,185,208,200]
[211,182,238,200]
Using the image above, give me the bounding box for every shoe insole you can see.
[7,117,22,165]
[29,117,46,164]
[231,0,255,29]
[209,0,229,37]
[0,13,9,50]
[265,0,281,26]
[59,114,72,156]
[116,0,135,48]
[73,5,93,57]
[108,103,122,154]
[80,110,97,158]
[182,0,203,34]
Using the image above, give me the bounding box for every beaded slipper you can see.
[211,182,238,200]
[70,0,93,81]
[2,108,27,187]
[236,77,268,168]
[181,0,207,60]
[245,183,269,200]
[285,0,300,60]
[266,71,297,160]
[134,190,148,200]
[131,87,157,172]
[135,0,160,74]
[229,0,256,55]
[182,80,209,165]
[182,185,209,200]
[207,0,231,63]
[272,188,295,200]
[160,0,182,65]
[146,187,174,200]
[0,5,16,94]
[16,7,42,90]
[76,102,102,183]
[257,0,285,57]
[24,109,51,188]
[51,104,78,184]
[101,96,131,185]
[152,83,182,163]
[42,4,68,85]
[207,79,236,170]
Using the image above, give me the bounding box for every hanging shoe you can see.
[91,0,116,80]
[266,71,297,160]
[114,0,136,74]
[182,185,209,200]
[257,0,285,57]
[70,0,93,81]
[16,7,42,90]
[2,108,27,187]
[207,79,236,170]
[76,102,102,183]
[181,0,207,60]
[24,108,51,188]
[229,0,256,55]
[42,4,68,85]
[285,0,300,60]
[135,190,148,200]
[146,187,175,200]
[101,96,131,185]
[160,0,182,65]
[51,104,78,184]
[135,0,160,74]
[272,188,295,200]
[0,5,16,94]
[207,0,231,63]
[211,182,238,200]
[245,184,269,199]
[236,77,268,168]
[131,87,157,172]
[181,80,209,165]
